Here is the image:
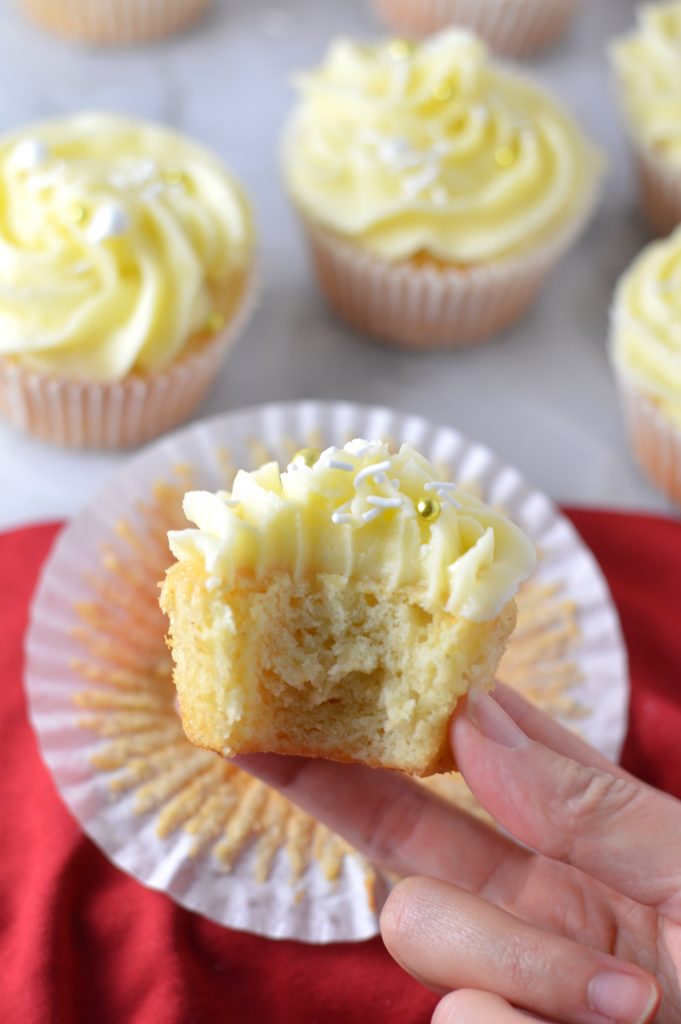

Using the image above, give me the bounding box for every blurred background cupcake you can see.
[18,0,213,45]
[610,224,681,505]
[0,113,255,449]
[282,30,602,350]
[370,0,585,56]
[610,2,681,237]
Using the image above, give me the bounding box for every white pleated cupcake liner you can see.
[301,198,596,350]
[25,401,629,942]
[632,142,681,238]
[616,371,681,507]
[20,0,213,44]
[0,276,256,450]
[370,0,584,55]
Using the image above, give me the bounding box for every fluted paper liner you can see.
[370,0,584,56]
[25,401,628,942]
[20,0,213,44]
[617,372,681,507]
[632,142,681,238]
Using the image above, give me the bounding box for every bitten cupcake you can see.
[610,2,681,236]
[370,0,585,57]
[160,439,536,777]
[282,31,601,349]
[610,225,681,506]
[0,113,254,449]
[19,0,213,45]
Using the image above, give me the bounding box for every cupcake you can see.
[0,114,255,449]
[610,2,681,237]
[370,0,585,57]
[610,225,681,506]
[282,31,602,349]
[160,439,536,777]
[19,0,213,45]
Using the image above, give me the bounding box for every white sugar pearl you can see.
[86,203,130,243]
[10,138,49,171]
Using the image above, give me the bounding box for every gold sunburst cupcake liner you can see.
[25,402,628,942]
[617,373,681,507]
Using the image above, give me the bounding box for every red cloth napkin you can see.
[2,510,681,1024]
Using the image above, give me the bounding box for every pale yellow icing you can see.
[283,30,601,263]
[611,225,681,426]
[611,2,681,169]
[168,439,537,624]
[0,114,254,381]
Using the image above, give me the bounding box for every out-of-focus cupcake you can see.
[610,2,681,237]
[282,30,602,350]
[610,225,681,505]
[0,113,255,449]
[370,0,585,57]
[19,0,213,45]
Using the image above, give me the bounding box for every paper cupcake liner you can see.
[300,198,596,349]
[616,372,681,507]
[631,142,681,238]
[0,276,256,450]
[25,401,629,943]
[370,0,584,55]
[20,0,213,43]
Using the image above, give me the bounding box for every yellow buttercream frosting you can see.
[611,225,681,426]
[283,30,601,263]
[0,113,254,381]
[611,2,681,169]
[168,439,537,624]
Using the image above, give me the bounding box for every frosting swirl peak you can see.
[0,114,254,381]
[283,30,601,263]
[168,439,537,623]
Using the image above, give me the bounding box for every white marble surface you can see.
[0,0,675,531]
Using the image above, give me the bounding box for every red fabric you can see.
[1,509,680,1024]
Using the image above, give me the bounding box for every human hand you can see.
[236,683,681,1023]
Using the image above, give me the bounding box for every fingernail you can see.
[589,972,658,1024]
[467,690,529,749]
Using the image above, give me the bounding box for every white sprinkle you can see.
[324,458,354,472]
[86,202,130,244]
[206,577,221,591]
[442,494,462,509]
[320,445,338,459]
[331,512,354,525]
[345,439,379,458]
[361,507,383,523]
[377,137,422,171]
[424,481,458,491]
[366,495,403,508]
[403,163,440,199]
[354,461,392,488]
[141,181,164,202]
[9,138,49,171]
[374,473,387,485]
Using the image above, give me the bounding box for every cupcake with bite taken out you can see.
[282,30,602,350]
[0,113,255,449]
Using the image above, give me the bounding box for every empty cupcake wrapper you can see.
[20,0,214,44]
[369,0,584,56]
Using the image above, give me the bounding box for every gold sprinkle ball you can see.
[416,497,441,522]
[163,169,188,187]
[206,311,225,334]
[69,204,87,225]
[387,38,413,61]
[292,447,321,468]
[494,142,518,168]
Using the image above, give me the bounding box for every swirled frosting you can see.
[610,2,681,169]
[0,114,253,381]
[611,225,681,426]
[283,30,601,263]
[168,439,536,623]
